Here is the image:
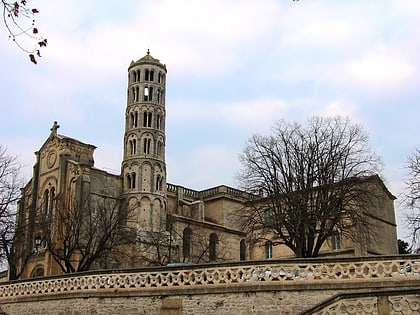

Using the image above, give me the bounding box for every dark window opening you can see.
[183,228,192,259]
[209,233,218,261]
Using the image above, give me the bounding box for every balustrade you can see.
[0,256,418,298]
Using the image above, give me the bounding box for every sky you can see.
[0,0,419,241]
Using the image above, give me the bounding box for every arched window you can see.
[130,112,138,128]
[127,173,136,189]
[332,231,341,250]
[145,69,150,81]
[43,189,49,215]
[265,241,273,259]
[132,87,137,102]
[155,175,161,191]
[136,70,141,82]
[157,88,161,104]
[149,87,153,101]
[129,139,137,155]
[240,239,246,261]
[143,112,152,127]
[183,228,192,259]
[30,265,44,278]
[157,141,163,157]
[156,114,161,129]
[131,71,137,83]
[209,233,218,261]
[158,72,162,83]
[143,87,149,101]
[49,187,55,217]
[143,138,151,154]
[150,70,154,82]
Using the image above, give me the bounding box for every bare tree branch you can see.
[237,116,383,258]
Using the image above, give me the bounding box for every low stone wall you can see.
[0,255,419,315]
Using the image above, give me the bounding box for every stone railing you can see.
[1,255,419,299]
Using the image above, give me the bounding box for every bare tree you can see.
[135,213,231,266]
[40,192,135,273]
[0,145,33,279]
[2,0,47,63]
[402,148,420,253]
[237,116,383,258]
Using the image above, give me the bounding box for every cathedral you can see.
[14,52,398,279]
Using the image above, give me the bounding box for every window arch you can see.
[183,228,192,259]
[209,233,218,261]
[30,265,44,278]
[145,69,150,81]
[150,70,154,82]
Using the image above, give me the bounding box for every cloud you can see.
[335,46,418,92]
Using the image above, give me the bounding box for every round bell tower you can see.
[122,50,167,231]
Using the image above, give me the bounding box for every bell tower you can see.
[122,51,167,232]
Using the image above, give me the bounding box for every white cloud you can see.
[335,46,417,91]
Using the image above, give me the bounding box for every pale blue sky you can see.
[1,0,419,240]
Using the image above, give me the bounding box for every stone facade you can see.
[13,52,398,280]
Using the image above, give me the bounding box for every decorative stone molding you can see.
[0,256,418,299]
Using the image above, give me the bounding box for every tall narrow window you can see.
[158,72,162,83]
[131,172,136,188]
[264,209,273,226]
[145,70,150,81]
[134,111,138,127]
[240,239,246,261]
[155,175,162,191]
[148,112,152,127]
[43,189,49,215]
[157,89,161,104]
[156,114,161,129]
[209,233,218,261]
[157,141,162,157]
[143,138,151,154]
[265,241,273,259]
[149,87,153,101]
[49,187,55,217]
[143,87,149,101]
[129,139,137,155]
[136,70,140,82]
[183,228,192,259]
[150,70,154,82]
[332,232,341,250]
[131,71,136,83]
[126,174,131,189]
[132,87,136,102]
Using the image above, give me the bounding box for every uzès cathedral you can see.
[13,52,398,279]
